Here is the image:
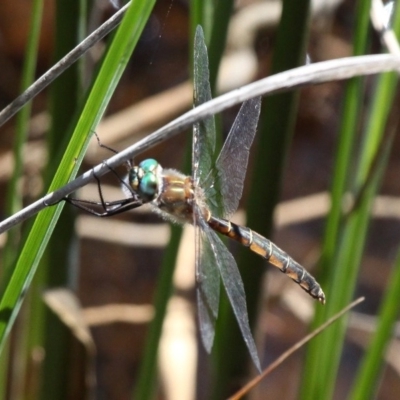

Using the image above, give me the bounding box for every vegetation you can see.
[0,0,400,398]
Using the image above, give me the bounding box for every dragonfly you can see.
[66,26,325,371]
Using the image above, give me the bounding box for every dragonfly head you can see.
[129,158,161,202]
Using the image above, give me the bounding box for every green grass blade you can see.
[302,72,398,400]
[208,0,234,92]
[40,1,86,397]
[0,1,44,396]
[316,127,393,399]
[301,1,400,397]
[4,0,43,214]
[0,341,9,400]
[300,0,372,396]
[318,0,371,278]
[0,0,156,354]
[191,0,214,44]
[349,248,400,400]
[2,0,44,269]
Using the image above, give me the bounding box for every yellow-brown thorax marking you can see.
[156,173,198,223]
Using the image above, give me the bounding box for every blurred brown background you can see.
[1,0,400,399]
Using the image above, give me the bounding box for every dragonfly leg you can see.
[101,160,135,197]
[65,163,142,217]
[65,195,142,217]
[92,131,133,171]
[92,130,118,155]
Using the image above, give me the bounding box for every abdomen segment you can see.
[207,216,325,304]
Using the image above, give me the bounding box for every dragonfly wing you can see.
[195,209,221,353]
[204,97,261,218]
[197,287,216,353]
[193,26,216,187]
[198,217,261,372]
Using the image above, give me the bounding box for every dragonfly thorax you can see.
[126,158,209,225]
[153,168,201,225]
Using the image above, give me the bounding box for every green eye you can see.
[129,159,160,201]
[139,159,158,173]
[139,172,158,200]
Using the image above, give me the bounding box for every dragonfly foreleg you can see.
[93,131,133,171]
[64,196,142,217]
[64,164,142,217]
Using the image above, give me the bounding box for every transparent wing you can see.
[204,97,262,218]
[195,205,220,353]
[197,216,261,372]
[192,25,216,187]
[192,27,260,369]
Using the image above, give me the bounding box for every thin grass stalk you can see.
[320,5,400,396]
[191,4,232,396]
[212,1,312,398]
[133,10,230,396]
[191,0,214,43]
[317,132,393,400]
[0,0,156,354]
[207,0,234,152]
[2,0,44,267]
[208,0,234,93]
[9,294,35,400]
[132,10,206,397]
[40,1,86,397]
[190,0,216,76]
[349,247,400,400]
[300,0,371,396]
[0,342,9,400]
[0,56,400,235]
[302,16,400,400]
[132,11,228,396]
[190,0,203,44]
[316,156,388,400]
[0,0,43,397]
[132,109,194,397]
[132,223,182,400]
[318,0,371,284]
[309,69,400,400]
[190,1,246,395]
[25,261,47,400]
[347,8,400,398]
[0,2,131,128]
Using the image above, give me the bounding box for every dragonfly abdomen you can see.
[208,216,325,304]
